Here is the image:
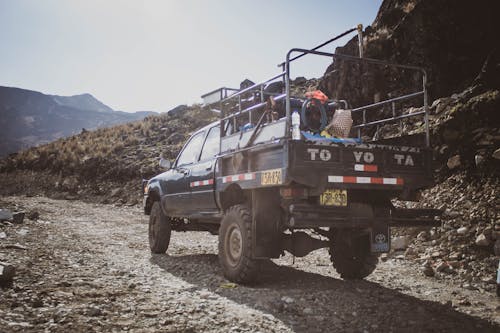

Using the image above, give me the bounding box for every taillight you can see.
[280,187,308,199]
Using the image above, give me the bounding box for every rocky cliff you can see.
[318,0,498,108]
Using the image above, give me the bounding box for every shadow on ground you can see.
[150,253,499,333]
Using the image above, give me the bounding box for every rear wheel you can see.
[149,201,171,253]
[218,205,259,283]
[329,229,379,279]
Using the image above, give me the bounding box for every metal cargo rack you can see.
[202,25,431,155]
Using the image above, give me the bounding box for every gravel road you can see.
[0,196,499,332]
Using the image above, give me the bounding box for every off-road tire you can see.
[329,229,379,279]
[218,205,259,283]
[149,201,171,254]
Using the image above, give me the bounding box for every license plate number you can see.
[261,169,282,185]
[320,189,347,206]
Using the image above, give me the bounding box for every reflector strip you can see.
[328,176,403,185]
[221,172,256,184]
[190,179,214,188]
[354,164,378,172]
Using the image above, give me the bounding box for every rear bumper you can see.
[286,203,442,229]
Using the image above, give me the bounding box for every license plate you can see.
[261,169,282,185]
[320,189,347,206]
[371,222,390,252]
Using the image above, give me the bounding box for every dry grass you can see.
[0,105,218,202]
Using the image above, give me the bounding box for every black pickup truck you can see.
[143,31,441,283]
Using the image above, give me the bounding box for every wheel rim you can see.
[226,224,243,267]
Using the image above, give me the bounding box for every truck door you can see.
[188,125,220,214]
[164,131,205,216]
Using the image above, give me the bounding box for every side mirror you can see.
[159,157,171,170]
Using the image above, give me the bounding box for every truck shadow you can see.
[150,253,499,333]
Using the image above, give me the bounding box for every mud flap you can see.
[252,188,282,259]
[370,219,390,252]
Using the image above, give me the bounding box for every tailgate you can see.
[287,140,433,191]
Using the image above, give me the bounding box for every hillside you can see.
[0,104,218,204]
[0,86,156,156]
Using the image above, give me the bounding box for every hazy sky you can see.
[0,0,382,112]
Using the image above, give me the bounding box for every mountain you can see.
[51,93,114,113]
[0,86,157,156]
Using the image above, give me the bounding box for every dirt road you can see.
[0,196,499,332]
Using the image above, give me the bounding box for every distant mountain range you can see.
[0,86,157,156]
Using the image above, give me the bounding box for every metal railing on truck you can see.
[202,25,430,155]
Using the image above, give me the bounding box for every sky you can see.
[0,0,383,112]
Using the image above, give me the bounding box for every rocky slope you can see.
[0,86,156,156]
[0,104,218,205]
[318,0,498,108]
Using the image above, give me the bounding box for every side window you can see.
[200,126,220,161]
[176,132,204,166]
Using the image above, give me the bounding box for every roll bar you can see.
[203,26,430,147]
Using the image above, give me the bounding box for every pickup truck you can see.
[143,30,441,283]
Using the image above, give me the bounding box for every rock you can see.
[167,132,184,144]
[492,148,500,160]
[303,307,313,315]
[404,247,417,258]
[12,212,25,224]
[422,265,435,277]
[281,296,294,304]
[474,154,484,167]
[87,306,103,317]
[436,262,454,274]
[447,155,461,169]
[392,236,410,250]
[110,188,121,197]
[475,234,490,246]
[431,251,441,258]
[0,262,16,287]
[16,229,29,236]
[436,262,448,272]
[457,226,468,235]
[457,299,471,306]
[446,210,460,218]
[31,298,44,308]
[294,77,307,85]
[417,231,429,241]
[0,232,6,239]
[448,251,462,260]
[0,209,13,222]
[27,211,39,221]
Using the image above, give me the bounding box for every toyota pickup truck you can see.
[143,28,441,283]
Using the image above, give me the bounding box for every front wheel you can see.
[149,201,171,253]
[218,205,259,283]
[329,229,379,279]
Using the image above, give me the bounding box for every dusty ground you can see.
[0,196,499,333]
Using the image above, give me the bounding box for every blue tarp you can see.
[301,131,362,144]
